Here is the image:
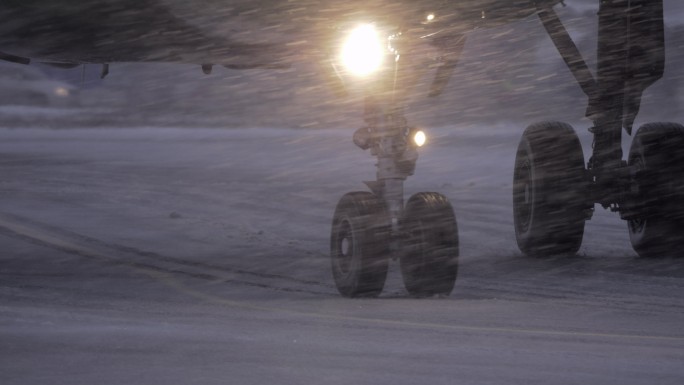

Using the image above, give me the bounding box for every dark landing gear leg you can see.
[588,1,684,258]
[330,96,459,298]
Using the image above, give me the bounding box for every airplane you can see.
[0,1,681,298]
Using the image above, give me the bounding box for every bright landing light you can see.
[340,24,384,76]
[413,130,426,147]
[54,87,70,97]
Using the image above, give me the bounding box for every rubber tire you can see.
[330,192,390,297]
[513,121,588,257]
[400,192,459,297]
[627,122,684,258]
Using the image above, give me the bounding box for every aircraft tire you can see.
[513,121,588,257]
[330,192,390,297]
[627,122,684,258]
[400,192,459,297]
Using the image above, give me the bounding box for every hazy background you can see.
[0,0,682,129]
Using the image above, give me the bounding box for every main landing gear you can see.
[513,1,683,259]
[513,121,684,259]
[330,98,458,298]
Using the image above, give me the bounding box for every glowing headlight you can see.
[55,87,70,97]
[412,130,426,147]
[340,24,385,76]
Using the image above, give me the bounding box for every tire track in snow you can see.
[0,212,336,296]
[457,255,684,316]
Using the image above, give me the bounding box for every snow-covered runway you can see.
[2,126,683,384]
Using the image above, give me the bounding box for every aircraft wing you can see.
[0,0,293,68]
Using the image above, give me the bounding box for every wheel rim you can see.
[333,219,354,276]
[514,153,533,233]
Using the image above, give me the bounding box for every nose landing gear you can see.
[330,99,459,298]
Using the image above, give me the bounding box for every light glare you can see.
[55,87,70,97]
[340,24,384,76]
[413,130,426,147]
